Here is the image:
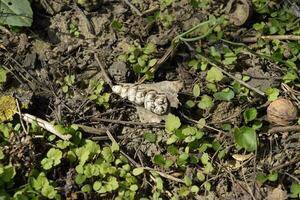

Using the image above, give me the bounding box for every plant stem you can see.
[198,54,265,96]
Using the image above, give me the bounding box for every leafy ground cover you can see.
[1,0,300,199]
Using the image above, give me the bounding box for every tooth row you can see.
[112,85,169,115]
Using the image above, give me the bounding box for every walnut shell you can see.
[267,98,298,126]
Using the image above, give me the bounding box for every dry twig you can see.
[242,35,300,43]
[122,0,142,16]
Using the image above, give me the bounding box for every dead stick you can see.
[143,167,185,183]
[138,45,175,84]
[94,118,165,128]
[75,124,107,135]
[268,125,300,134]
[242,35,300,43]
[122,0,142,16]
[95,54,113,88]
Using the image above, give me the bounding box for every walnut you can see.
[267,98,298,126]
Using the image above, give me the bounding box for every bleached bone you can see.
[112,85,169,115]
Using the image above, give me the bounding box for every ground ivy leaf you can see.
[144,132,157,142]
[132,167,144,176]
[206,67,223,82]
[165,114,181,132]
[265,87,279,101]
[243,108,257,123]
[155,177,163,191]
[198,95,213,109]
[153,155,165,166]
[185,100,196,108]
[111,142,120,152]
[101,147,115,163]
[234,126,257,152]
[290,183,300,197]
[200,153,209,165]
[0,67,7,83]
[192,84,201,97]
[213,88,234,101]
[93,181,102,192]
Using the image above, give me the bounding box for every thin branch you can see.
[143,167,185,183]
[122,0,142,16]
[75,124,107,135]
[15,99,28,135]
[94,54,114,88]
[93,118,165,128]
[242,35,300,43]
[198,54,265,96]
[268,125,300,134]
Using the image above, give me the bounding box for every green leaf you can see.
[283,69,299,83]
[200,153,209,165]
[93,181,102,192]
[267,172,278,182]
[290,183,300,197]
[223,52,237,65]
[166,134,178,144]
[144,132,157,143]
[234,126,257,152]
[101,147,115,163]
[165,114,181,132]
[206,67,223,82]
[132,167,144,176]
[167,145,179,155]
[203,162,213,174]
[243,108,257,123]
[191,185,199,193]
[148,59,157,67]
[0,67,7,83]
[0,148,4,160]
[265,88,279,102]
[155,177,163,190]
[153,155,165,166]
[130,184,138,191]
[56,140,70,149]
[143,43,157,55]
[47,148,62,165]
[192,84,201,97]
[41,158,53,170]
[1,164,16,182]
[197,95,213,109]
[81,184,92,193]
[197,118,206,129]
[41,185,57,199]
[111,141,120,152]
[213,88,234,101]
[184,176,192,186]
[75,174,86,185]
[185,100,196,108]
[111,20,123,32]
[203,181,211,191]
[210,46,221,60]
[0,0,33,27]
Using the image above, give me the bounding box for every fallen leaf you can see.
[267,185,288,200]
[232,153,253,162]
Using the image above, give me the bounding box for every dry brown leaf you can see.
[232,153,253,162]
[267,185,288,200]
